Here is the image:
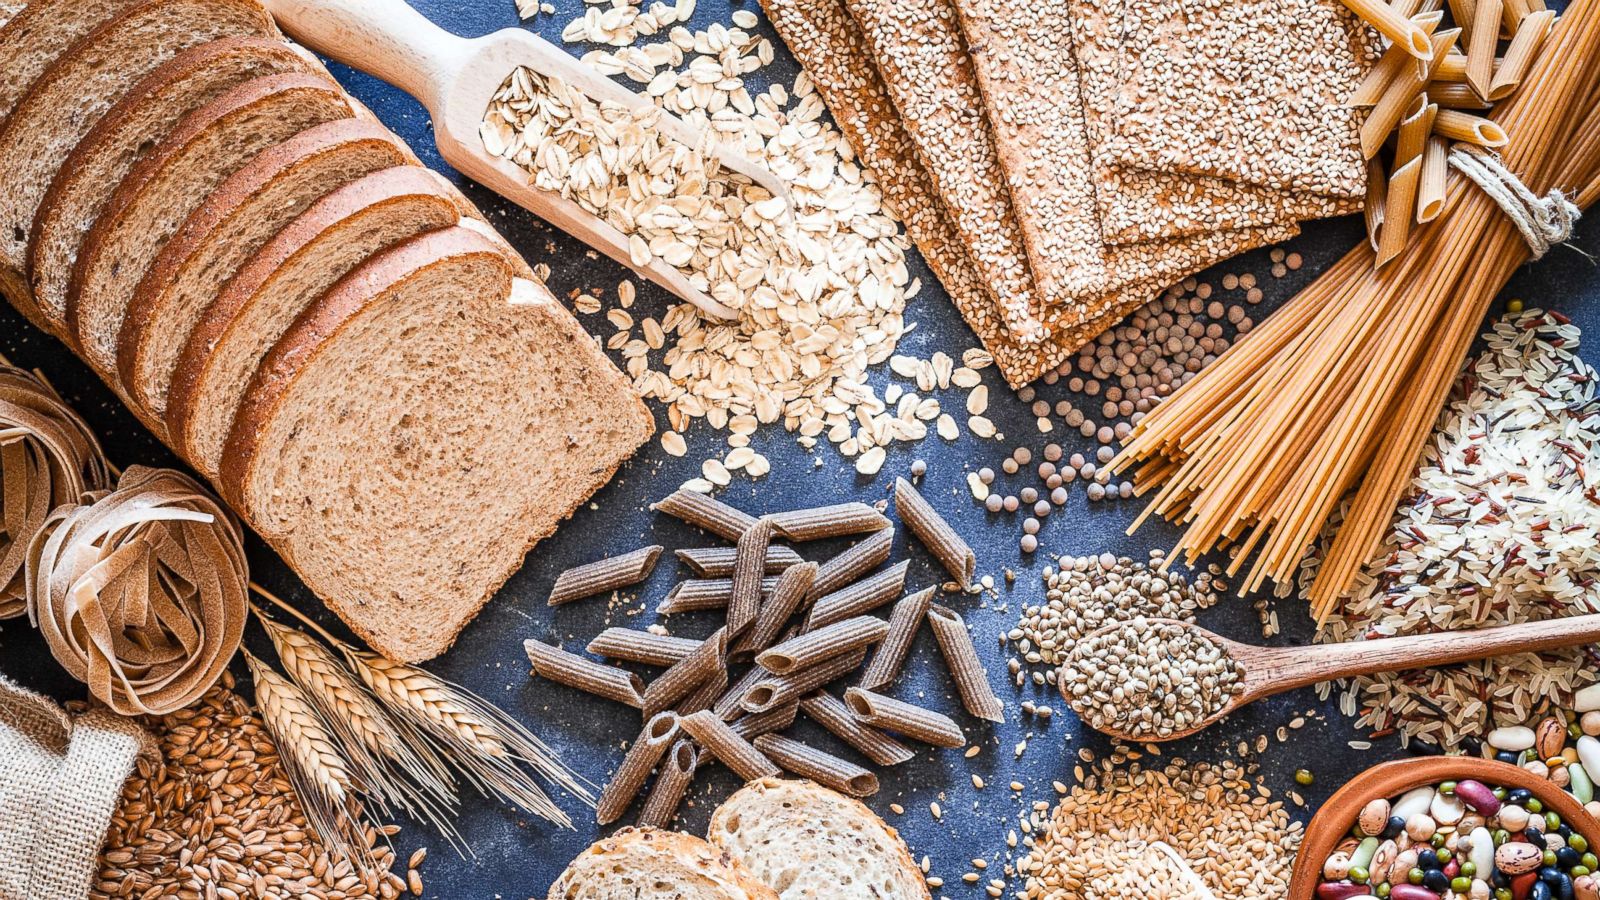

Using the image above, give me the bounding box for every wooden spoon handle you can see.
[261,0,469,111]
[1246,613,1600,695]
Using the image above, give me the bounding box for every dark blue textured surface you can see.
[2,2,1598,896]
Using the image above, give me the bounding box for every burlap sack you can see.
[0,673,149,900]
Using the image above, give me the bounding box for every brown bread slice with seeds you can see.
[164,165,470,478]
[117,118,414,427]
[29,36,316,340]
[220,226,653,662]
[0,0,278,327]
[548,827,779,900]
[67,71,356,379]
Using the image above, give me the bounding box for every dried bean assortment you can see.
[1316,778,1599,900]
[1477,698,1600,824]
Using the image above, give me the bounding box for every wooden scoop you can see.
[1061,614,1600,743]
[260,0,794,320]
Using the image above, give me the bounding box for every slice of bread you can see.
[0,0,151,128]
[67,72,355,378]
[708,778,931,900]
[219,226,653,661]
[165,165,467,478]
[29,36,314,339]
[0,0,277,325]
[118,119,413,426]
[548,827,780,900]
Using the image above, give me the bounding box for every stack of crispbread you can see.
[767,0,1379,386]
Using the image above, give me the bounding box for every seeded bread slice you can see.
[549,827,779,900]
[28,37,314,340]
[220,227,653,661]
[67,72,355,378]
[117,119,413,426]
[708,778,930,900]
[0,0,278,327]
[165,166,467,478]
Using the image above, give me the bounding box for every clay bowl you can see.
[1291,756,1600,899]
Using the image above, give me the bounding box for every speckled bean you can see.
[1574,874,1599,900]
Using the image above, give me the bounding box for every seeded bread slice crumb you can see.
[549,827,779,900]
[221,227,652,662]
[0,0,278,327]
[67,72,355,379]
[29,36,314,340]
[709,778,931,900]
[118,118,412,425]
[165,165,465,478]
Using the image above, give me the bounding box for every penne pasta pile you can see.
[523,481,1006,827]
[763,0,1380,386]
[1341,0,1558,263]
[1109,0,1600,624]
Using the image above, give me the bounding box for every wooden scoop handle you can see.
[261,0,469,111]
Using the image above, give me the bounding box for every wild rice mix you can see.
[1016,755,1301,898]
[1307,308,1600,750]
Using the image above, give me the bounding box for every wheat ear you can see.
[244,650,376,872]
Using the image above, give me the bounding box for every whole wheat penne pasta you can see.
[1426,83,1493,108]
[741,647,870,714]
[1418,136,1450,223]
[1490,9,1556,99]
[858,586,936,691]
[1395,98,1438,164]
[1337,0,1435,60]
[675,663,729,716]
[675,545,805,578]
[727,518,774,636]
[652,490,757,541]
[636,738,698,828]
[680,710,780,781]
[753,734,879,797]
[524,639,646,708]
[799,691,915,765]
[596,712,680,824]
[926,605,1004,723]
[843,687,965,748]
[767,503,890,541]
[587,628,700,667]
[643,627,728,716]
[547,545,664,606]
[757,616,889,674]
[1348,12,1443,106]
[1361,27,1461,158]
[1499,0,1529,35]
[1466,0,1501,98]
[805,560,910,630]
[1432,50,1469,82]
[728,702,799,741]
[657,576,779,614]
[1445,0,1475,43]
[731,562,819,657]
[807,528,894,600]
[715,663,772,720]
[1365,157,1388,251]
[1433,109,1509,146]
[894,478,975,587]
[1377,156,1423,266]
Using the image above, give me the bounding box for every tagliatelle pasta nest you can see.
[0,361,112,617]
[27,465,247,716]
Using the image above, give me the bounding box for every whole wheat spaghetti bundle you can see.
[1110,0,1600,624]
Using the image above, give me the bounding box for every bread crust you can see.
[162,164,458,471]
[708,778,932,900]
[29,36,314,337]
[66,70,351,375]
[548,827,780,900]
[118,118,408,418]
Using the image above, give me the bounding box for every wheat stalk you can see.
[244,650,376,873]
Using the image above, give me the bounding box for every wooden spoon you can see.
[1061,614,1600,743]
[261,0,795,320]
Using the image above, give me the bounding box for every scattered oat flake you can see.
[661,431,688,456]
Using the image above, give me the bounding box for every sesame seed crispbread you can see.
[955,0,1329,247]
[1098,0,1380,198]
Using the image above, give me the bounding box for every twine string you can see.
[1450,144,1581,259]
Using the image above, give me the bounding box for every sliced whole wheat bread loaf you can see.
[219,226,652,661]
[0,0,277,326]
[708,778,931,900]
[165,165,467,478]
[117,118,412,425]
[67,71,355,378]
[28,36,315,339]
[548,828,779,900]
